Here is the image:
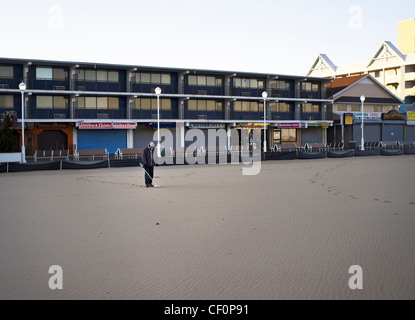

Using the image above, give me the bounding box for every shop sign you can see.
[355,112,382,120]
[344,113,354,125]
[235,123,270,129]
[277,122,307,129]
[382,110,406,121]
[113,122,137,129]
[407,112,415,121]
[37,123,68,129]
[188,123,225,129]
[308,122,330,128]
[78,122,112,130]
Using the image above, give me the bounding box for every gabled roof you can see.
[326,75,366,96]
[367,41,405,68]
[327,74,403,104]
[306,54,337,76]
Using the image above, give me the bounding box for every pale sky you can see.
[1,0,414,76]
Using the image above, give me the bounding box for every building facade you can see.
[307,19,415,112]
[326,75,406,148]
[0,58,333,156]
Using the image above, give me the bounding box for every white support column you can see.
[72,125,78,153]
[127,129,134,148]
[227,124,232,150]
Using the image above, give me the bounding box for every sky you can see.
[1,0,414,76]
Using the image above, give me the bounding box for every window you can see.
[133,98,171,111]
[336,105,347,112]
[234,78,265,89]
[53,96,67,109]
[188,75,223,87]
[37,96,53,109]
[375,71,380,78]
[85,70,96,82]
[351,105,360,112]
[86,97,97,109]
[0,66,13,78]
[234,101,261,112]
[271,80,290,91]
[97,71,108,82]
[187,100,222,112]
[36,96,68,109]
[97,97,108,109]
[53,68,66,80]
[373,106,382,112]
[303,103,319,113]
[281,129,296,142]
[108,71,118,82]
[79,70,119,82]
[312,83,319,92]
[77,97,119,110]
[134,72,171,85]
[384,106,395,112]
[0,95,13,108]
[36,67,67,80]
[108,97,119,110]
[36,67,53,80]
[270,102,290,113]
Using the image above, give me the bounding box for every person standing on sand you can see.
[142,141,156,187]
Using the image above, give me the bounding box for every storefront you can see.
[406,112,415,141]
[270,122,307,148]
[353,112,382,143]
[381,110,406,141]
[17,122,74,155]
[76,121,136,153]
[302,122,330,145]
[134,123,177,149]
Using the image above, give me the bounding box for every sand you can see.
[0,156,414,300]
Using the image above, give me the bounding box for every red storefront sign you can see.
[78,122,137,129]
[277,122,307,129]
[79,122,112,129]
[113,122,137,129]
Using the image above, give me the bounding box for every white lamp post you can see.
[155,87,162,157]
[18,82,27,163]
[360,95,365,151]
[262,91,268,153]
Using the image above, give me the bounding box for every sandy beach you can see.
[0,156,414,300]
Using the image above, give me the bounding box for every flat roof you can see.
[0,57,332,83]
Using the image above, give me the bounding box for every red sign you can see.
[113,122,137,129]
[79,122,112,130]
[277,122,307,129]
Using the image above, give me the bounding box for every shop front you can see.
[406,112,415,141]
[76,121,136,153]
[270,122,307,149]
[17,122,74,155]
[134,122,177,149]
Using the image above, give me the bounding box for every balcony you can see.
[26,108,70,120]
[405,73,415,82]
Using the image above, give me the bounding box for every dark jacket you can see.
[142,147,155,167]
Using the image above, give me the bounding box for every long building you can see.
[0,57,333,156]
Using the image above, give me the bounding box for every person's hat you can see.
[149,142,155,147]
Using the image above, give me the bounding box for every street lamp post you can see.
[262,91,268,153]
[155,87,162,157]
[360,95,365,151]
[18,82,27,163]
